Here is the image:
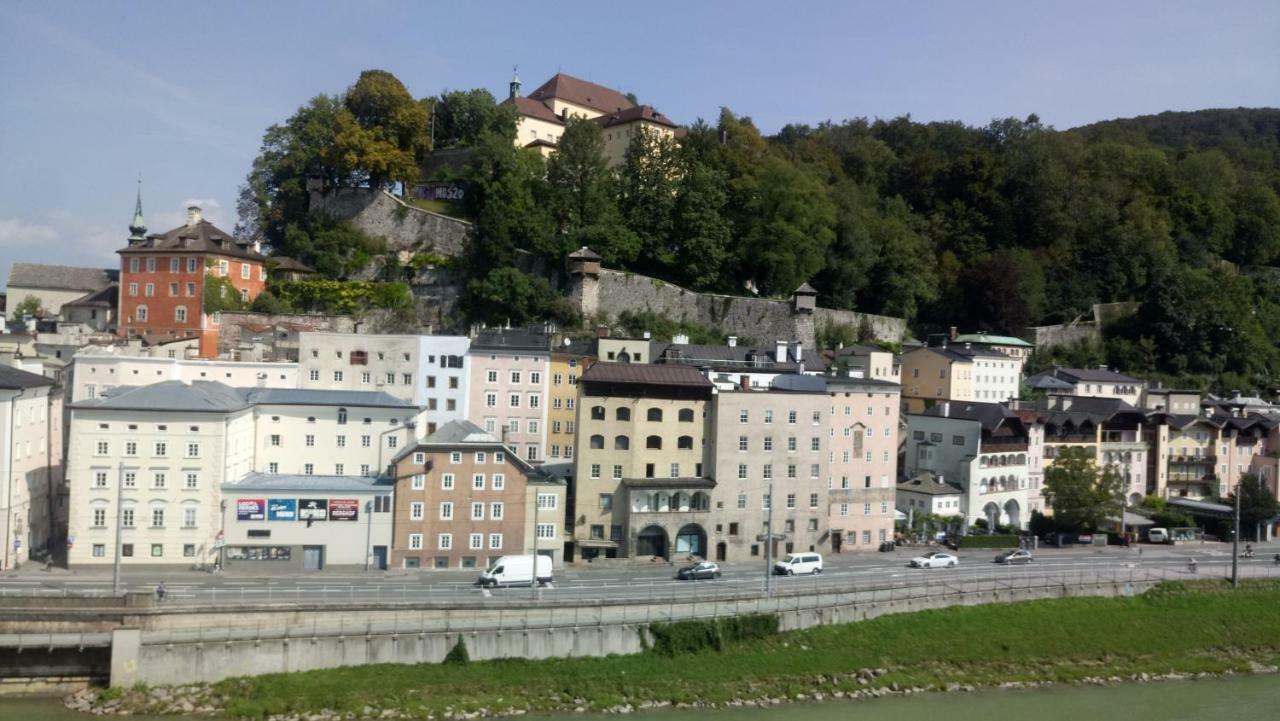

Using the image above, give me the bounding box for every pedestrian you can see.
[155,581,167,602]
[1138,546,1143,557]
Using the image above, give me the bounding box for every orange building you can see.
[118,195,265,358]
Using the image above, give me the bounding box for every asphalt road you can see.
[3,541,1275,606]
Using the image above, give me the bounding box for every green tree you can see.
[1233,473,1279,541]
[12,295,42,318]
[430,89,517,149]
[336,70,432,189]
[544,117,637,266]
[1042,447,1123,531]
[278,214,386,279]
[618,126,679,276]
[461,267,577,327]
[461,131,552,271]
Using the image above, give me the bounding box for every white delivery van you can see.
[477,554,553,588]
[773,553,823,576]
[1147,528,1169,544]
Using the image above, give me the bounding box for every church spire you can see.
[509,65,521,100]
[128,174,147,244]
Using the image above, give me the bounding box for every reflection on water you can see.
[3,673,1277,720]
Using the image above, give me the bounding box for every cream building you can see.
[70,352,298,403]
[466,327,552,463]
[901,346,973,413]
[501,72,678,166]
[825,374,901,552]
[5,263,117,318]
[1,366,62,569]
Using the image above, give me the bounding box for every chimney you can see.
[642,331,651,340]
[596,325,610,339]
[673,333,689,345]
[941,401,950,417]
[789,340,802,363]
[727,336,737,347]
[775,340,788,365]
[739,375,749,391]
[949,326,958,341]
[186,206,203,226]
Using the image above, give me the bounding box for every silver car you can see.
[994,549,1033,565]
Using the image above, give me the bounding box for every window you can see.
[387,436,398,449]
[124,472,136,487]
[764,409,773,424]
[241,263,251,279]
[677,435,693,450]
[537,493,558,510]
[864,503,872,516]
[612,464,623,480]
[268,462,279,474]
[440,502,454,520]
[135,305,148,321]
[489,533,503,550]
[438,534,452,550]
[590,434,605,449]
[303,463,314,475]
[151,508,165,528]
[469,533,484,550]
[153,472,166,489]
[309,370,320,381]
[788,410,797,424]
[442,473,455,490]
[151,544,164,558]
[670,463,680,478]
[144,283,154,297]
[647,408,663,422]
[536,524,555,539]
[646,435,662,449]
[487,370,498,383]
[509,394,521,408]
[410,502,424,520]
[94,471,108,488]
[128,282,138,296]
[811,437,821,451]
[408,533,423,550]
[510,370,521,384]
[183,508,198,528]
[186,442,199,458]
[810,493,820,509]
[739,410,749,424]
[269,434,281,447]
[185,472,198,489]
[679,408,695,422]
[470,473,484,490]
[175,306,187,322]
[92,508,107,527]
[305,434,315,447]
[615,407,630,421]
[92,544,105,558]
[762,493,772,510]
[590,463,601,479]
[333,371,344,382]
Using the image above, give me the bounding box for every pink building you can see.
[466,328,552,463]
[825,375,902,552]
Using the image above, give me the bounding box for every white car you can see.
[910,551,958,569]
[773,553,823,575]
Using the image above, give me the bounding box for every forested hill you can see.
[243,72,1280,391]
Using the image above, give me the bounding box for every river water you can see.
[3,674,1276,720]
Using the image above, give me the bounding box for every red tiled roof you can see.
[594,104,677,129]
[502,95,564,125]
[581,362,712,388]
[121,219,264,262]
[527,73,634,114]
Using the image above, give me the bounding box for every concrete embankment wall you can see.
[103,576,1155,686]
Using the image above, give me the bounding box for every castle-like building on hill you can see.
[501,71,678,166]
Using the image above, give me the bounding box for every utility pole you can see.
[363,498,373,572]
[1232,482,1242,589]
[531,482,542,601]
[764,482,774,598]
[112,462,124,596]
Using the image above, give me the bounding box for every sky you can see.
[1,1,1277,287]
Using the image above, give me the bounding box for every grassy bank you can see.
[111,582,1280,719]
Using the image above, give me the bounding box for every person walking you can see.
[155,581,167,602]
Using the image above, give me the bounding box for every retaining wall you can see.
[310,188,470,258]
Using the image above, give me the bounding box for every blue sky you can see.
[1,1,1277,286]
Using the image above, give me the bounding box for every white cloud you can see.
[0,218,59,248]
[0,213,122,287]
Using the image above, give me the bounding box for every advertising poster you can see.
[267,498,297,522]
[236,498,265,521]
[329,498,359,522]
[298,498,328,521]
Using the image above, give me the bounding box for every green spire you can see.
[128,174,146,242]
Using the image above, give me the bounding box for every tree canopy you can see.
[1042,447,1124,531]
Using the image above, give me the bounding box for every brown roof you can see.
[581,362,712,388]
[594,104,677,129]
[120,219,265,262]
[524,138,558,149]
[267,256,314,273]
[527,73,634,114]
[502,95,564,125]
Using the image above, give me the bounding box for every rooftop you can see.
[241,387,414,409]
[470,327,553,352]
[63,283,118,308]
[74,380,249,412]
[7,263,118,292]
[121,215,264,262]
[919,401,1022,433]
[898,472,964,496]
[223,472,391,493]
[423,419,498,445]
[526,73,635,114]
[952,333,1033,348]
[1045,367,1142,384]
[0,364,55,390]
[593,104,677,129]
[581,362,714,388]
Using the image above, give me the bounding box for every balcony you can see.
[981,441,1028,454]
[1170,455,1215,465]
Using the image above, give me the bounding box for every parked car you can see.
[1147,527,1169,543]
[676,561,721,581]
[910,551,958,569]
[476,555,553,588]
[773,553,823,575]
[878,541,896,552]
[994,549,1033,565]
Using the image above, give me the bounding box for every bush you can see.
[272,279,412,314]
[956,535,1020,549]
[648,614,778,656]
[443,638,469,665]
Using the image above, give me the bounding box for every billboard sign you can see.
[298,498,328,521]
[236,498,266,521]
[329,499,359,522]
[267,498,297,522]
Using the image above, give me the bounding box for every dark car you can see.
[994,549,1033,565]
[676,561,721,580]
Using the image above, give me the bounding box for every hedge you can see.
[648,614,779,656]
[956,535,1020,549]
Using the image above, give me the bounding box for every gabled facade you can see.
[466,327,552,463]
[824,375,901,552]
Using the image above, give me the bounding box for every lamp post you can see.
[763,482,774,598]
[1232,482,1242,589]
[364,498,374,571]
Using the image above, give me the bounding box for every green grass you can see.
[208,581,1280,719]
[403,197,471,220]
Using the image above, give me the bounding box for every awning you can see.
[576,539,619,548]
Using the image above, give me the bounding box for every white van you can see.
[773,553,823,576]
[477,554,553,588]
[1147,528,1169,544]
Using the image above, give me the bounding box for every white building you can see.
[1025,367,1144,407]
[965,347,1021,404]
[298,332,470,433]
[69,352,298,403]
[66,381,418,567]
[905,402,1038,531]
[219,473,394,571]
[1,365,62,569]
[896,472,964,517]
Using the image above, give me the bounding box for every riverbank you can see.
[67,580,1280,720]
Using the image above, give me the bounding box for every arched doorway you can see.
[715,541,727,562]
[1128,492,1143,507]
[982,502,1000,529]
[635,525,669,558]
[1003,499,1022,529]
[674,524,707,558]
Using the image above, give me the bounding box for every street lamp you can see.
[364,498,374,572]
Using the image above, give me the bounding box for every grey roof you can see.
[553,337,598,357]
[122,219,264,261]
[241,387,415,408]
[769,374,828,393]
[423,419,498,445]
[7,263,118,292]
[919,401,1020,432]
[794,282,818,294]
[223,472,392,492]
[74,381,249,412]
[1025,373,1075,391]
[620,477,716,489]
[655,342,825,372]
[0,364,55,390]
[63,283,118,308]
[1049,367,1142,384]
[471,327,552,352]
[824,374,902,389]
[898,472,963,496]
[568,246,602,261]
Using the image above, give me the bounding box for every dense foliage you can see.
[1042,447,1124,531]
[243,70,1280,388]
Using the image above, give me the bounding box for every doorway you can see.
[303,545,325,570]
[372,545,387,570]
[715,541,727,562]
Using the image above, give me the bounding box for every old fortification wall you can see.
[310,188,470,257]
[589,270,906,347]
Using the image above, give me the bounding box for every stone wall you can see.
[217,311,361,356]
[587,270,906,348]
[309,188,471,258]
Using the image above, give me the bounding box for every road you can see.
[2,541,1274,607]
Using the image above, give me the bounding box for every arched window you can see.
[614,435,630,450]
[678,408,695,422]
[591,406,606,421]
[590,434,605,450]
[979,479,988,494]
[615,407,631,422]
[691,492,710,511]
[677,435,694,450]
[647,408,663,422]
[337,408,348,425]
[646,435,662,449]
[673,493,691,512]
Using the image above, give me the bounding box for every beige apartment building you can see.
[572,363,714,560]
[1,366,62,569]
[825,375,901,552]
[388,421,565,570]
[547,339,595,463]
[901,346,973,413]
